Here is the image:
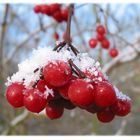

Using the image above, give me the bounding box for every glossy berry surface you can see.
[61,8,69,21]
[53,11,63,22]
[110,99,131,116]
[68,79,95,107]
[45,103,64,119]
[23,89,47,113]
[101,38,110,49]
[109,48,119,58]
[6,83,25,108]
[89,38,97,48]
[50,4,61,14]
[37,79,47,93]
[41,5,51,15]
[97,108,115,123]
[96,25,106,35]
[94,81,117,107]
[43,60,72,87]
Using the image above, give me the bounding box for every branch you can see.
[1,110,29,135]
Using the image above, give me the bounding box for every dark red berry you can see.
[97,108,115,123]
[109,48,119,58]
[96,25,106,35]
[23,89,47,113]
[45,103,64,120]
[33,5,41,13]
[40,5,51,15]
[101,38,110,49]
[50,4,61,14]
[94,81,117,108]
[61,99,76,110]
[37,79,47,93]
[110,99,131,116]
[58,75,76,100]
[97,34,105,41]
[6,83,25,108]
[68,79,95,107]
[61,8,69,21]
[89,38,97,48]
[53,10,63,23]
[43,60,72,87]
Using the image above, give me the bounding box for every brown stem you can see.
[68,59,86,78]
[64,4,74,44]
[53,41,66,51]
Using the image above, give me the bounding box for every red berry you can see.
[33,5,41,13]
[43,60,72,87]
[24,89,47,113]
[58,75,76,100]
[96,25,106,35]
[101,38,110,49]
[97,34,105,41]
[94,81,117,108]
[68,79,95,107]
[110,99,131,116]
[50,4,61,14]
[53,32,59,40]
[6,83,25,108]
[109,48,119,58]
[40,5,51,15]
[89,38,97,48]
[53,10,63,23]
[37,79,47,93]
[61,8,69,21]
[45,103,64,120]
[97,108,115,123]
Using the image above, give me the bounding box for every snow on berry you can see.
[5,42,131,121]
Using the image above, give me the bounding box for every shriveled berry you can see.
[6,83,25,108]
[68,79,95,107]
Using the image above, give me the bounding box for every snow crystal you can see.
[114,86,131,101]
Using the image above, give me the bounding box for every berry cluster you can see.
[34,4,70,23]
[89,24,119,58]
[5,42,131,123]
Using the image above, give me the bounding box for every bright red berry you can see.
[40,5,51,15]
[43,60,72,87]
[53,32,59,40]
[53,10,63,23]
[96,25,106,35]
[94,81,117,108]
[61,8,69,21]
[97,34,105,41]
[6,83,25,108]
[58,75,76,100]
[101,38,110,49]
[109,48,119,58]
[89,38,97,48]
[97,108,115,123]
[23,89,47,113]
[37,79,47,93]
[68,79,95,107]
[110,99,131,116]
[50,4,61,14]
[45,103,64,120]
[33,5,42,13]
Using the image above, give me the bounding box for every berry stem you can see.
[68,59,86,78]
[64,4,74,45]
